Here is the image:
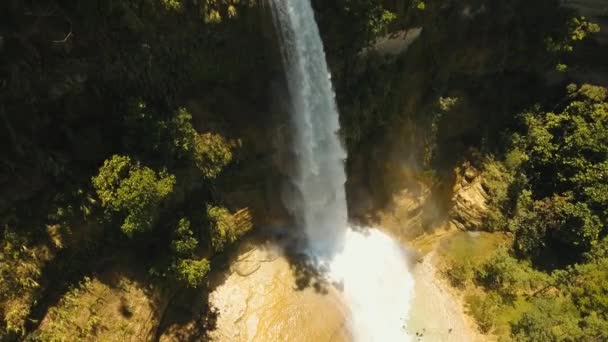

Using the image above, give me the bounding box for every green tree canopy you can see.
[511,297,583,342]
[173,258,210,288]
[171,218,199,257]
[194,133,234,180]
[494,84,608,263]
[92,155,175,236]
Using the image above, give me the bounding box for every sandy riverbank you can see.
[407,249,487,341]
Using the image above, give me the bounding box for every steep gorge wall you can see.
[319,0,605,236]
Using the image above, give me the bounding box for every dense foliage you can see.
[486,84,607,267]
[450,85,608,340]
[0,0,605,340]
[0,0,262,339]
[92,155,176,236]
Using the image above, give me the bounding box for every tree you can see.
[171,218,198,256]
[165,218,211,288]
[193,133,234,179]
[511,297,582,342]
[173,258,210,288]
[476,85,608,340]
[92,155,175,236]
[497,84,608,262]
[170,108,198,159]
[476,247,541,297]
[565,258,608,325]
[512,194,602,261]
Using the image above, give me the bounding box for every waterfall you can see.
[270,1,415,341]
[270,0,348,254]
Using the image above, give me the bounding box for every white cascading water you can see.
[270,0,348,254]
[270,0,414,340]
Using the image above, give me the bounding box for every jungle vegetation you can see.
[0,0,606,341]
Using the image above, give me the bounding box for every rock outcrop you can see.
[449,163,490,231]
[377,185,432,240]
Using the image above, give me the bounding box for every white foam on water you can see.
[269,0,415,340]
[328,227,414,342]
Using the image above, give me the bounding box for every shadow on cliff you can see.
[25,246,175,341]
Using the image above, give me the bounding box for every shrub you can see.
[446,260,473,288]
[206,206,251,252]
[174,258,210,288]
[476,247,533,297]
[511,297,582,341]
[466,292,502,333]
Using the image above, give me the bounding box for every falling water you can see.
[270,0,348,254]
[270,1,414,341]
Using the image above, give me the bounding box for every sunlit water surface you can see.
[316,227,415,342]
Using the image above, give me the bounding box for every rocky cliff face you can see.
[370,160,491,242]
[339,0,606,235]
[449,163,489,231]
[375,185,432,241]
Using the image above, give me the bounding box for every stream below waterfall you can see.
[206,228,483,342]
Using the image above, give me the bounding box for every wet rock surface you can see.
[206,242,350,342]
